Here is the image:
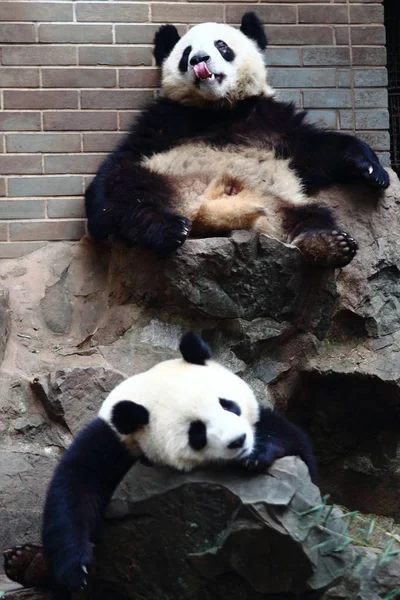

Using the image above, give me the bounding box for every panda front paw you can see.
[241,455,271,474]
[55,559,90,592]
[344,143,390,189]
[153,214,191,256]
[240,440,287,474]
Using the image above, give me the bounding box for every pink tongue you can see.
[193,61,212,80]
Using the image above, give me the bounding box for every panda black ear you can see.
[179,332,212,365]
[153,24,181,66]
[240,12,268,51]
[111,400,149,435]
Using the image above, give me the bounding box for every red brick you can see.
[76,3,148,23]
[44,154,105,174]
[0,113,41,132]
[43,111,118,132]
[7,133,81,153]
[299,5,348,23]
[354,89,388,109]
[355,109,389,130]
[115,24,187,44]
[151,3,224,23]
[0,23,36,43]
[0,2,72,22]
[8,176,84,197]
[82,132,125,152]
[350,4,384,24]
[0,225,9,242]
[0,155,42,175]
[0,242,47,259]
[81,90,153,110]
[335,27,349,45]
[351,26,386,46]
[354,68,388,87]
[358,131,389,151]
[118,111,140,130]
[0,200,45,219]
[42,68,116,89]
[352,47,386,66]
[119,69,160,88]
[266,26,334,46]
[47,198,85,219]
[226,5,296,24]
[2,46,76,66]
[4,90,79,110]
[79,47,152,67]
[10,221,86,242]
[303,90,352,109]
[303,47,350,66]
[2,68,40,88]
[39,24,113,44]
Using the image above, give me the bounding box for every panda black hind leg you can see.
[283,202,358,268]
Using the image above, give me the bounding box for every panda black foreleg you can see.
[242,407,317,484]
[282,203,358,267]
[291,130,389,191]
[86,155,191,255]
[42,418,136,592]
[341,135,390,189]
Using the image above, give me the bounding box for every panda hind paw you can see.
[292,229,358,268]
[154,215,191,256]
[3,544,50,588]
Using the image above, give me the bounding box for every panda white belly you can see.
[142,143,308,239]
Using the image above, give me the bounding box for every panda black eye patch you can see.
[188,420,207,450]
[214,40,235,62]
[219,398,241,416]
[179,45,192,73]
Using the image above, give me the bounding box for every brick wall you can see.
[0,0,389,257]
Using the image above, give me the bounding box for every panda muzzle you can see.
[193,62,212,80]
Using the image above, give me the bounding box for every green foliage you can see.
[296,496,400,597]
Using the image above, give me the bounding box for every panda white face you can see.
[161,22,274,106]
[99,358,259,472]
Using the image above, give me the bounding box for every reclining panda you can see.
[86,12,389,268]
[3,333,316,593]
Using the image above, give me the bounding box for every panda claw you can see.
[82,566,88,574]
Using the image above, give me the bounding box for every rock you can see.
[0,288,11,366]
[0,451,57,556]
[89,457,351,599]
[4,590,51,600]
[0,172,400,596]
[31,366,125,435]
[108,231,337,339]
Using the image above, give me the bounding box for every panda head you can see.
[154,12,274,106]
[99,332,259,471]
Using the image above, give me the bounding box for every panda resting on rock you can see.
[86,12,389,268]
[3,333,316,594]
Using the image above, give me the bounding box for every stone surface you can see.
[1,172,400,597]
[92,457,344,598]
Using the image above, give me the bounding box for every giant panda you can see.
[3,332,316,594]
[85,12,389,268]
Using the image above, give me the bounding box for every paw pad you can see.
[292,229,358,268]
[3,544,49,587]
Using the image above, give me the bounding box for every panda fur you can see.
[85,12,389,268]
[38,332,316,593]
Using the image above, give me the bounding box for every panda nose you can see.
[190,53,211,66]
[228,433,246,449]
